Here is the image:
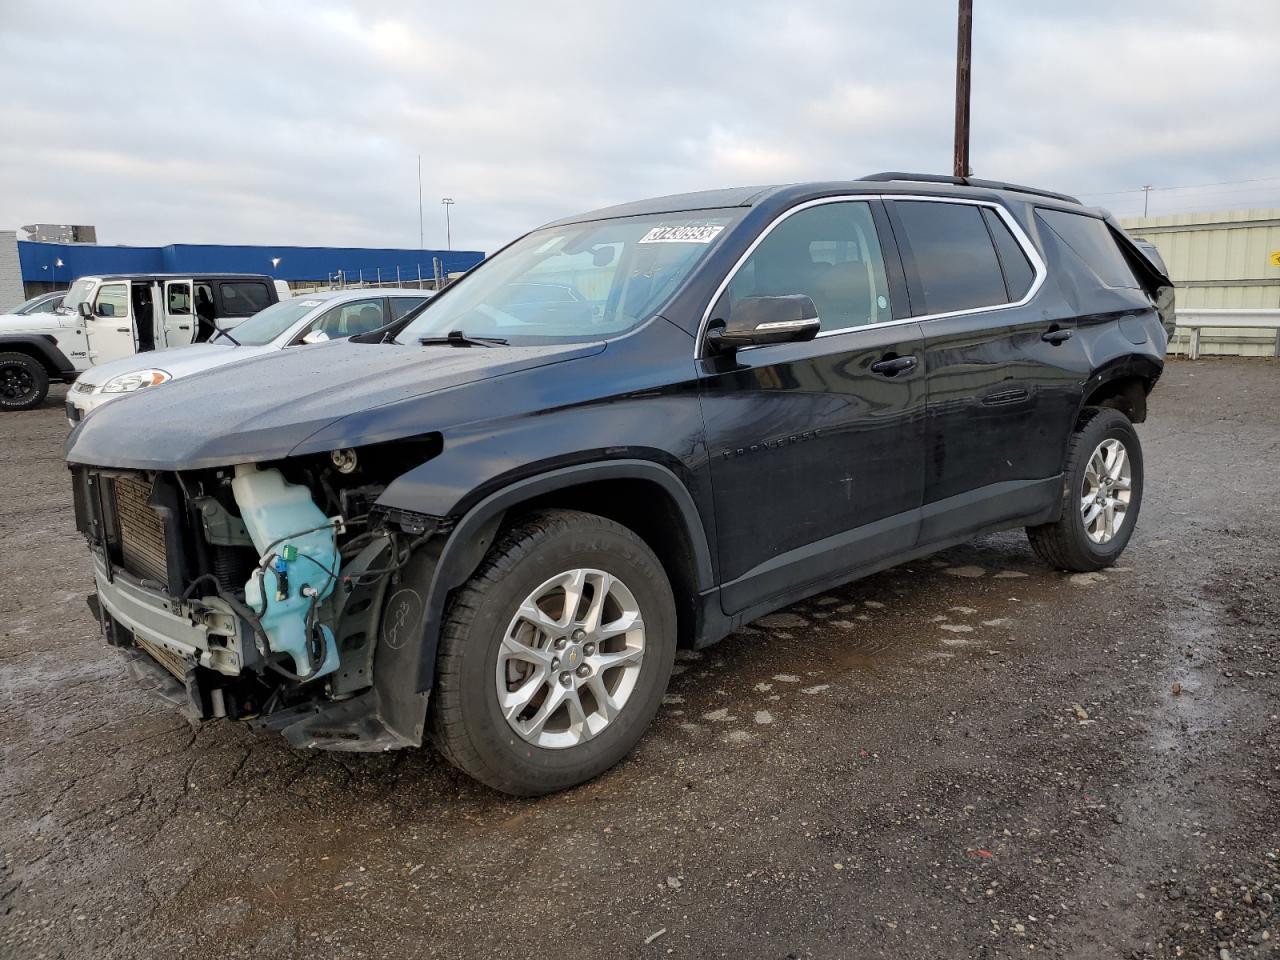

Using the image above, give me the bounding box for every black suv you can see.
[67,173,1173,795]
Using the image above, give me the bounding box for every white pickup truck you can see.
[0,273,289,411]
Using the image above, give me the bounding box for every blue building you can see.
[14,238,485,296]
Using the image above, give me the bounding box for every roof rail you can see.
[860,172,1081,205]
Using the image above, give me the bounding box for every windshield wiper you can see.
[418,330,508,348]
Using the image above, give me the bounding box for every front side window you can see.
[893,200,1008,315]
[723,201,892,332]
[218,281,272,317]
[308,298,387,339]
[94,283,129,318]
[397,209,743,344]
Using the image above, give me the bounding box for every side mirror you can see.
[706,295,820,352]
[301,329,330,344]
[78,301,93,319]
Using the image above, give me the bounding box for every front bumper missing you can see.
[90,552,245,676]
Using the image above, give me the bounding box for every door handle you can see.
[116,326,130,333]
[870,355,918,376]
[178,324,190,330]
[1041,326,1073,344]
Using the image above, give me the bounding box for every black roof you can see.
[545,174,1091,228]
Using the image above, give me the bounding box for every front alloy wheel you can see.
[430,509,676,796]
[497,568,645,748]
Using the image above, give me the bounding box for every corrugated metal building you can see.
[1119,208,1280,356]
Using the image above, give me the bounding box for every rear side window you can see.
[218,281,272,317]
[981,207,1035,301]
[1036,209,1138,289]
[893,200,1007,314]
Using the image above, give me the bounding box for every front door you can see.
[697,199,927,615]
[161,279,196,348]
[84,281,136,366]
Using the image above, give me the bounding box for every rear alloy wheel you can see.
[431,509,676,796]
[0,352,49,411]
[1027,407,1144,571]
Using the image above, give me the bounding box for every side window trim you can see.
[883,197,1046,321]
[695,193,1047,357]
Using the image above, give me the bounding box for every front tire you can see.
[0,352,50,411]
[430,509,676,796]
[1027,407,1144,572]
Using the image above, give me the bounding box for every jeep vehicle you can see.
[0,273,287,411]
[66,173,1173,795]
[65,288,433,424]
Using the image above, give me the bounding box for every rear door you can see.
[886,197,1090,542]
[84,281,136,365]
[161,279,196,347]
[698,198,927,615]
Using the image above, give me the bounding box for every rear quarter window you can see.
[1036,209,1139,289]
[217,281,272,317]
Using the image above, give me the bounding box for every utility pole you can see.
[1142,184,1153,217]
[441,197,455,250]
[953,0,972,179]
[417,155,424,249]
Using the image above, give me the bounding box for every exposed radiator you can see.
[112,476,169,584]
[135,634,190,680]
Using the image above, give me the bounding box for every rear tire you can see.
[0,352,49,411]
[1027,407,1143,572]
[430,509,676,796]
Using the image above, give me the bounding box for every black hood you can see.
[66,339,604,470]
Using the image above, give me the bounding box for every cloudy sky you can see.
[1,0,1278,254]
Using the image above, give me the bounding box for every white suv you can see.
[66,289,433,423]
[0,273,289,411]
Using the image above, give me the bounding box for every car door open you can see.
[162,279,196,348]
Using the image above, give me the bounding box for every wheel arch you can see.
[0,335,75,380]
[412,459,715,693]
[1077,354,1162,425]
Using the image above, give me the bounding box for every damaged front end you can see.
[71,437,445,751]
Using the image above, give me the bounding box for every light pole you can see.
[418,155,424,249]
[441,197,455,251]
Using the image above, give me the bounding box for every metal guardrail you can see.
[1173,309,1280,359]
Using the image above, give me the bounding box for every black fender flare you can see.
[1075,352,1163,422]
[411,459,715,693]
[0,334,76,380]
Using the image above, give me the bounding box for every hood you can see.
[66,338,604,470]
[0,311,66,336]
[79,342,265,386]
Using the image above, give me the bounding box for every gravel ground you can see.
[2,361,1278,960]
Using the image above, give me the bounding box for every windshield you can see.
[214,297,325,346]
[59,278,96,315]
[396,209,742,344]
[14,292,60,315]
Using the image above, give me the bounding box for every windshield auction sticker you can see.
[639,224,725,244]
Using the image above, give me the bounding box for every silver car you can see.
[66,289,432,423]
